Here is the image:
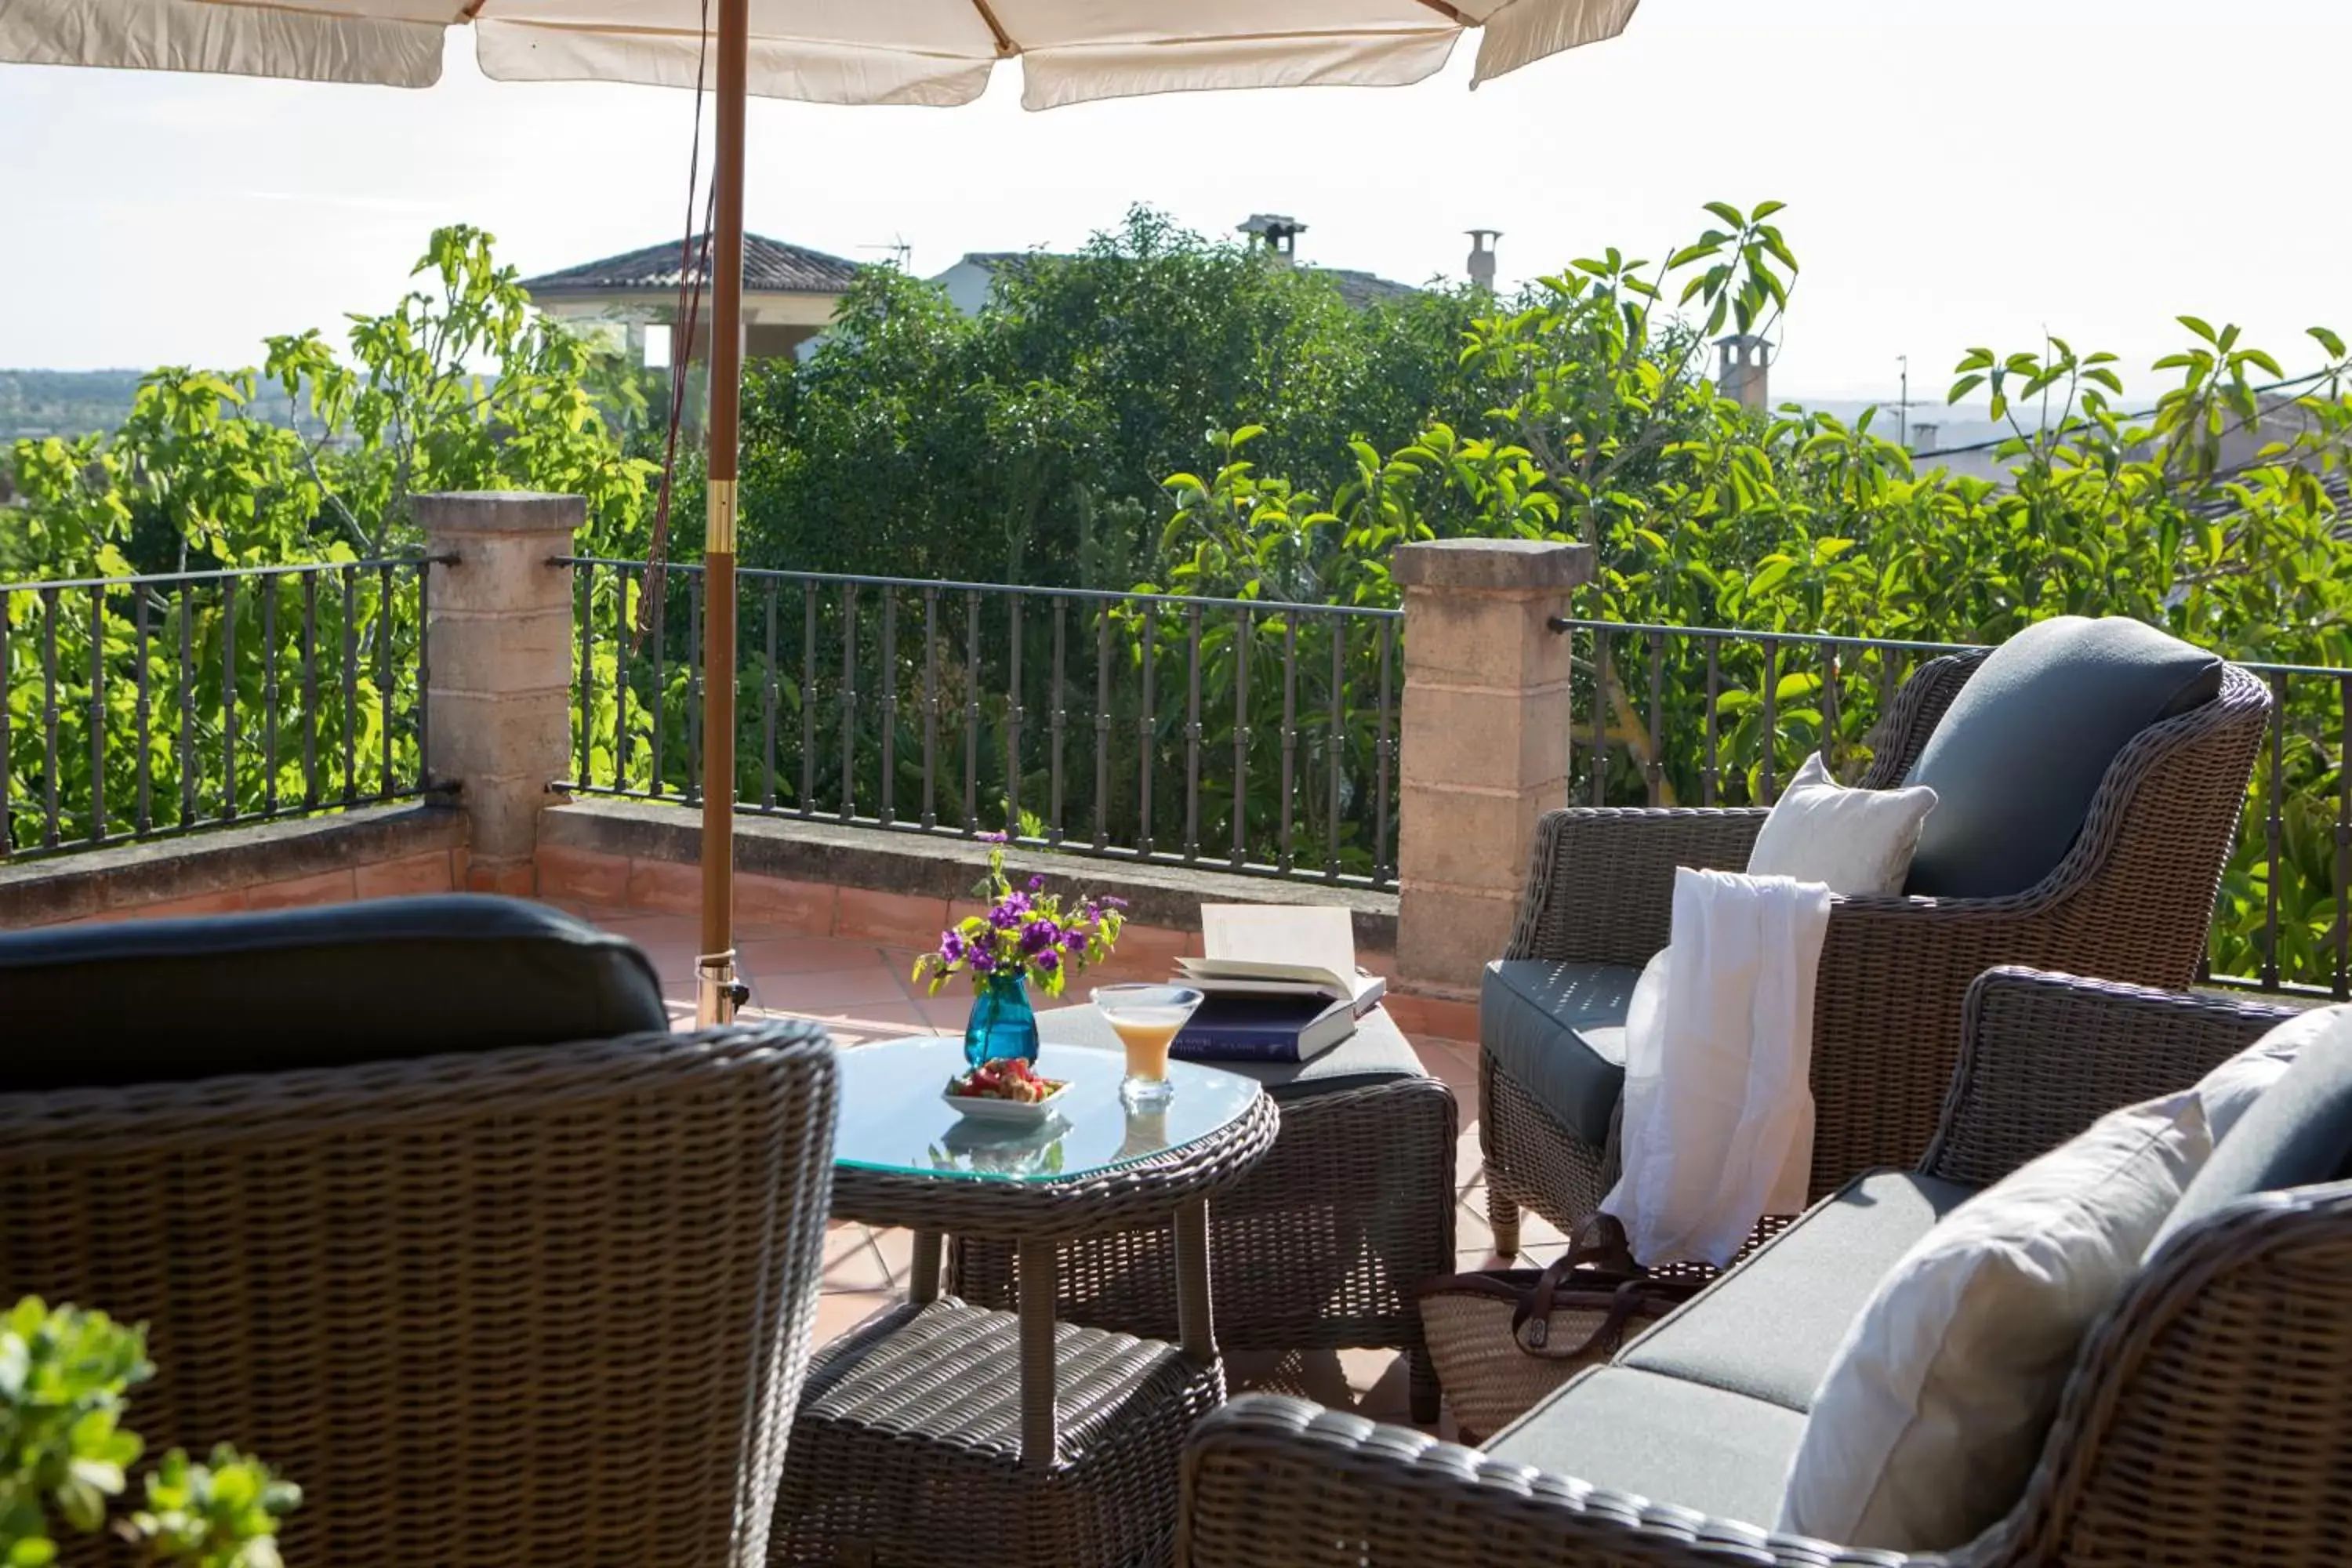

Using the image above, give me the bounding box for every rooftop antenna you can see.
[1897,354,1910,450]
[861,234,912,270]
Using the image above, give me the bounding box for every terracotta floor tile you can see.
[755,965,911,1012]
[822,1225,905,1294]
[812,1290,899,1349]
[738,934,891,979]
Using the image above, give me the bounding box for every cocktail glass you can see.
[1092,983,1203,1108]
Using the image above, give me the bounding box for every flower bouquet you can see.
[913,833,1125,1070]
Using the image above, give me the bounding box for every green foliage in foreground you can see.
[0,1298,296,1568]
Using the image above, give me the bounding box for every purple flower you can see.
[1062,930,1087,955]
[940,931,966,964]
[979,830,1010,845]
[1027,874,1046,891]
[1022,920,1060,954]
[970,948,995,973]
[1035,950,1060,975]
[1102,895,1129,909]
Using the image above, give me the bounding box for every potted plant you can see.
[913,834,1126,1069]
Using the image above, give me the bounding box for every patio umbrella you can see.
[2,0,1639,1023]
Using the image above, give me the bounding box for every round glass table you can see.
[775,1033,1279,1568]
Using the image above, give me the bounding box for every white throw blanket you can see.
[1601,866,1835,1269]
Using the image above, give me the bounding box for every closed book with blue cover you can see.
[1170,994,1357,1065]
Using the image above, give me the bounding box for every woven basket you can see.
[1417,1215,1704,1439]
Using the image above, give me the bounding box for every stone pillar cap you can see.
[415,492,584,537]
[1392,537,1592,591]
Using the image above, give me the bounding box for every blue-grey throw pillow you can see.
[2147,1021,2352,1254]
[1902,617,2222,898]
[0,895,670,1089]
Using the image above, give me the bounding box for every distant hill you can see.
[1,368,314,445]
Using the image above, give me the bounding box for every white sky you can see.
[3,0,2346,402]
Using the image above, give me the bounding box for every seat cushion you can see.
[1620,1170,1976,1412]
[1482,960,1642,1147]
[1486,1367,1805,1526]
[2151,1016,2352,1254]
[0,895,670,1090]
[1902,616,2223,898]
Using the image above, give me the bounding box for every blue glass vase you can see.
[964,971,1040,1069]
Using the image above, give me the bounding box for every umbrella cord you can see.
[636,0,718,648]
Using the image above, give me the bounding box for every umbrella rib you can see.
[1414,0,1471,20]
[970,0,1015,56]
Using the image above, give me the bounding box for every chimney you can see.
[1716,333,1770,412]
[1910,421,1940,454]
[1238,212,1306,267]
[1466,229,1501,291]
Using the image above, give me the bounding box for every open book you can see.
[1174,904,1386,1014]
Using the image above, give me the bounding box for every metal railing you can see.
[1556,615,2352,1000]
[558,561,1403,887]
[0,559,438,861]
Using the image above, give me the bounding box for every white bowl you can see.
[940,1080,1071,1125]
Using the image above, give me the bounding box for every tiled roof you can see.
[521,232,859,296]
[1314,267,1419,309]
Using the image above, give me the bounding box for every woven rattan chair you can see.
[1184,969,2352,1568]
[1483,651,2269,1258]
[0,902,840,1568]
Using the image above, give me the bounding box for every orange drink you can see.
[1092,984,1203,1108]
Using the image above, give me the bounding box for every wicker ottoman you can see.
[953,1005,1458,1422]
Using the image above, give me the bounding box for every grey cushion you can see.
[2150,1023,2352,1252]
[1482,960,1641,1146]
[1039,1001,1425,1099]
[0,895,670,1091]
[1903,616,2223,898]
[1621,1171,1976,1412]
[1486,1367,1805,1525]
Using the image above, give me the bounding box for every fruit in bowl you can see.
[947,1057,1067,1104]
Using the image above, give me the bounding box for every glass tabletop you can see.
[833,1034,1261,1184]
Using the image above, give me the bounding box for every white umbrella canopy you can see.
[2,0,1637,103]
[2,0,1637,1022]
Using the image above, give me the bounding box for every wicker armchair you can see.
[1483,651,2270,1254]
[0,1010,840,1567]
[1185,969,2352,1568]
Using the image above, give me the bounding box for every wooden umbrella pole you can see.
[695,0,748,1026]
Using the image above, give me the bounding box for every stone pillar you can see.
[419,492,581,895]
[1393,538,1592,998]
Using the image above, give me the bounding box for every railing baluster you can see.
[880,590,898,827]
[648,568,668,799]
[1138,601,1156,858]
[800,583,817,818]
[261,577,278,817]
[1049,598,1066,846]
[180,582,198,826]
[923,586,940,830]
[1327,617,1343,882]
[1183,604,1201,863]
[963,590,981,834]
[1644,630,1664,808]
[2337,674,2351,1001]
[762,581,779,813]
[414,564,431,793]
[1819,639,1841,776]
[1092,606,1110,853]
[1005,591,1023,837]
[133,590,151,836]
[40,587,60,848]
[1279,614,1298,873]
[687,570,704,804]
[220,574,238,821]
[2263,672,2285,992]
[1759,637,1780,804]
[615,568,635,790]
[339,566,358,806]
[1702,637,1720,808]
[301,574,319,810]
[87,584,106,845]
[1588,627,1609,807]
[840,583,858,824]
[1230,607,1251,869]
[576,561,594,789]
[1375,617,1395,887]
[376,562,394,800]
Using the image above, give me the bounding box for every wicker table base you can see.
[771,1298,1222,1567]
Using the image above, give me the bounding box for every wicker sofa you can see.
[1483,639,2270,1257]
[0,897,840,1568]
[1184,967,2352,1567]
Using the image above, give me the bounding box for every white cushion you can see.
[1745,753,1937,897]
[2196,1004,2352,1145]
[1777,1091,2212,1552]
